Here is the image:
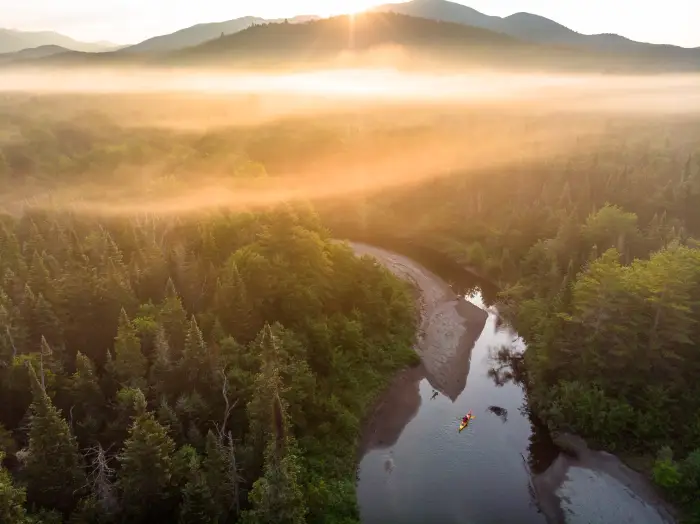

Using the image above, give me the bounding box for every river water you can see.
[352,241,675,524]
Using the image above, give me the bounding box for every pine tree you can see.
[104,387,147,449]
[213,258,254,341]
[69,352,105,446]
[23,363,85,515]
[0,290,22,362]
[117,411,176,521]
[113,308,146,390]
[0,451,30,524]
[242,324,307,523]
[180,316,210,388]
[28,251,51,299]
[157,398,184,445]
[176,451,218,524]
[243,395,306,524]
[33,293,63,351]
[203,430,241,520]
[178,473,218,524]
[150,326,173,398]
[160,281,187,358]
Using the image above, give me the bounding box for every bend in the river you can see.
[348,240,676,524]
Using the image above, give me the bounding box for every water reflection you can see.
[485,344,559,476]
[486,405,509,422]
[354,240,550,523]
[357,293,549,524]
[359,364,426,454]
[355,240,672,524]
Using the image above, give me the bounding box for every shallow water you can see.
[357,290,547,524]
[354,242,675,524]
[557,467,669,524]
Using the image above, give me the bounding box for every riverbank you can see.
[350,240,678,524]
[350,242,487,401]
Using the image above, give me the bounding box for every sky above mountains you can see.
[2,0,698,48]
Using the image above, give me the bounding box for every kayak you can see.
[458,415,474,432]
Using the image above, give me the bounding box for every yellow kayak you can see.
[459,414,474,432]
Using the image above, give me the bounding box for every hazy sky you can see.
[2,0,698,48]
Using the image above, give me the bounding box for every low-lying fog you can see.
[1,66,699,217]
[2,68,700,114]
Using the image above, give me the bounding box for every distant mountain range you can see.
[3,1,698,61]
[0,28,119,54]
[1,8,698,73]
[117,0,699,58]
[11,12,696,74]
[0,44,71,64]
[371,0,698,55]
[121,15,319,53]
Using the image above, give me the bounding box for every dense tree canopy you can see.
[0,201,417,522]
[3,93,700,521]
[321,114,700,520]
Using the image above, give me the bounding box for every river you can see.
[350,241,676,524]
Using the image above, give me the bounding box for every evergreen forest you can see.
[1,93,700,521]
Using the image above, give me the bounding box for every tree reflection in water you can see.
[487,345,559,476]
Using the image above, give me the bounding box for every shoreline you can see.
[349,239,679,524]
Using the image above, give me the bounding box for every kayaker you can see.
[462,411,473,425]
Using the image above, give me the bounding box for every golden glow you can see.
[314,0,388,17]
[1,66,698,218]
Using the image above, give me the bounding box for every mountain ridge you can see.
[0,28,119,54]
[121,15,321,54]
[371,0,694,53]
[4,12,699,74]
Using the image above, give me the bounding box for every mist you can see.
[2,65,699,217]
[3,67,700,111]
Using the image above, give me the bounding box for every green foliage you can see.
[312,108,700,520]
[15,96,700,520]
[113,309,147,390]
[23,364,85,516]
[0,451,30,524]
[117,411,176,521]
[653,448,700,520]
[243,438,307,524]
[0,197,415,522]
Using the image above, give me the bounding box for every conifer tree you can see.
[0,451,30,524]
[203,430,241,521]
[160,279,187,357]
[176,451,218,524]
[243,395,306,524]
[180,316,210,388]
[69,352,105,445]
[149,326,172,398]
[117,411,176,522]
[28,251,51,299]
[23,363,85,515]
[33,293,63,351]
[243,324,307,523]
[113,308,146,390]
[213,258,254,341]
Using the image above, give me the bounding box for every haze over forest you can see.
[0,2,699,524]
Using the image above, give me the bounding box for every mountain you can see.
[0,44,71,64]
[122,15,320,53]
[371,0,695,55]
[166,13,523,64]
[8,13,700,73]
[0,28,119,54]
[162,13,699,71]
